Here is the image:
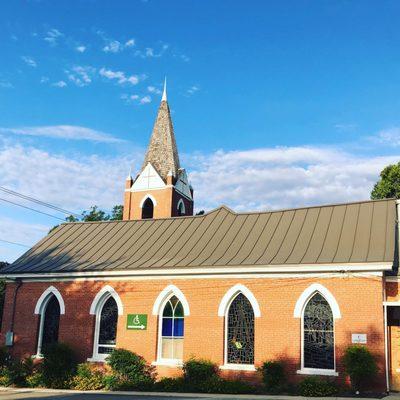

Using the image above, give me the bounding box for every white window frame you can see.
[139,194,157,208]
[88,285,123,363]
[177,199,186,215]
[295,285,340,376]
[152,285,190,367]
[34,286,65,358]
[218,285,260,371]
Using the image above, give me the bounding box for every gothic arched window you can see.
[227,293,254,365]
[303,293,334,370]
[142,197,154,219]
[37,295,60,354]
[177,199,185,216]
[97,297,118,356]
[160,295,184,361]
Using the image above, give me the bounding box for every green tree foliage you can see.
[371,162,400,199]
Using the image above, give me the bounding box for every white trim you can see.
[152,284,190,316]
[6,271,384,283]
[218,284,261,317]
[34,286,65,357]
[139,194,157,208]
[219,364,256,371]
[385,276,400,282]
[89,285,123,315]
[294,283,341,318]
[297,286,338,376]
[152,360,183,367]
[34,286,65,315]
[383,301,400,306]
[155,287,187,364]
[1,262,392,281]
[297,368,338,376]
[87,354,108,363]
[177,199,186,215]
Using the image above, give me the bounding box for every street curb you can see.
[0,386,390,400]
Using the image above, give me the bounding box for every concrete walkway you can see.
[0,387,398,400]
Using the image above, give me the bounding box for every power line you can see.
[0,238,30,248]
[0,197,65,221]
[0,186,80,217]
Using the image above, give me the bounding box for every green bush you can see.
[153,377,186,392]
[298,376,338,397]
[343,345,378,392]
[182,358,218,384]
[106,349,155,390]
[0,357,36,387]
[41,342,77,389]
[198,375,256,394]
[26,371,44,388]
[0,346,9,368]
[259,360,286,393]
[71,363,106,390]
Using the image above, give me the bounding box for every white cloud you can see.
[44,28,63,46]
[135,43,169,58]
[334,123,358,132]
[76,45,86,53]
[125,38,135,47]
[147,85,161,95]
[66,65,95,87]
[140,95,151,104]
[186,85,200,96]
[99,68,139,85]
[0,80,13,88]
[103,40,122,53]
[52,80,67,88]
[0,125,123,143]
[373,128,400,147]
[40,76,49,84]
[21,56,37,67]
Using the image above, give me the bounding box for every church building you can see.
[1,84,400,391]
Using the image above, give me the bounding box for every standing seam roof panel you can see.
[365,200,388,262]
[384,201,396,262]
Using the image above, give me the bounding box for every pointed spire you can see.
[161,77,167,102]
[141,80,180,181]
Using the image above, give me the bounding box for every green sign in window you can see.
[126,314,147,330]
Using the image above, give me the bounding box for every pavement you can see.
[0,388,399,400]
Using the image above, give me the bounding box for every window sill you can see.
[219,364,256,371]
[297,368,338,377]
[32,354,43,360]
[87,355,108,363]
[152,360,183,367]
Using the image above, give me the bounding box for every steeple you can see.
[141,80,180,181]
[123,80,194,220]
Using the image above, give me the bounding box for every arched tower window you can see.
[142,197,154,219]
[97,297,118,356]
[303,293,334,370]
[226,293,254,365]
[37,295,60,355]
[160,295,184,361]
[177,199,185,216]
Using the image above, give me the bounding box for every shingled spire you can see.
[141,79,180,181]
[123,80,194,220]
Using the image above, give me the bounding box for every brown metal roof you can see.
[3,198,397,275]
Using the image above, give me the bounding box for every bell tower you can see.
[123,80,194,220]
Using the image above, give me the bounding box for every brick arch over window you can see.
[34,286,65,315]
[152,285,190,316]
[293,283,341,319]
[218,284,261,318]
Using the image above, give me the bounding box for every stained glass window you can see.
[98,297,118,355]
[41,295,60,349]
[161,296,184,360]
[227,293,254,365]
[303,293,334,370]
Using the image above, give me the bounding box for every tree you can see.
[371,162,400,200]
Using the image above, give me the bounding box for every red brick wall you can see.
[1,275,386,386]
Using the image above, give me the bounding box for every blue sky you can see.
[1,0,400,262]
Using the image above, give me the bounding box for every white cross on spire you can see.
[161,77,167,102]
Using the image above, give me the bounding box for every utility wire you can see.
[0,197,65,221]
[0,238,30,248]
[0,186,80,217]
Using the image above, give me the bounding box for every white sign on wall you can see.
[352,333,367,344]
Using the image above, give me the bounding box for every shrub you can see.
[26,371,44,388]
[41,342,77,389]
[71,363,106,390]
[182,358,218,384]
[0,357,36,387]
[299,376,338,397]
[343,345,378,392]
[0,346,9,368]
[106,349,155,390]
[153,377,186,392]
[198,376,256,394]
[260,360,286,393]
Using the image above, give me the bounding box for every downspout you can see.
[8,277,22,346]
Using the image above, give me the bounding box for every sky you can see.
[1,0,400,262]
